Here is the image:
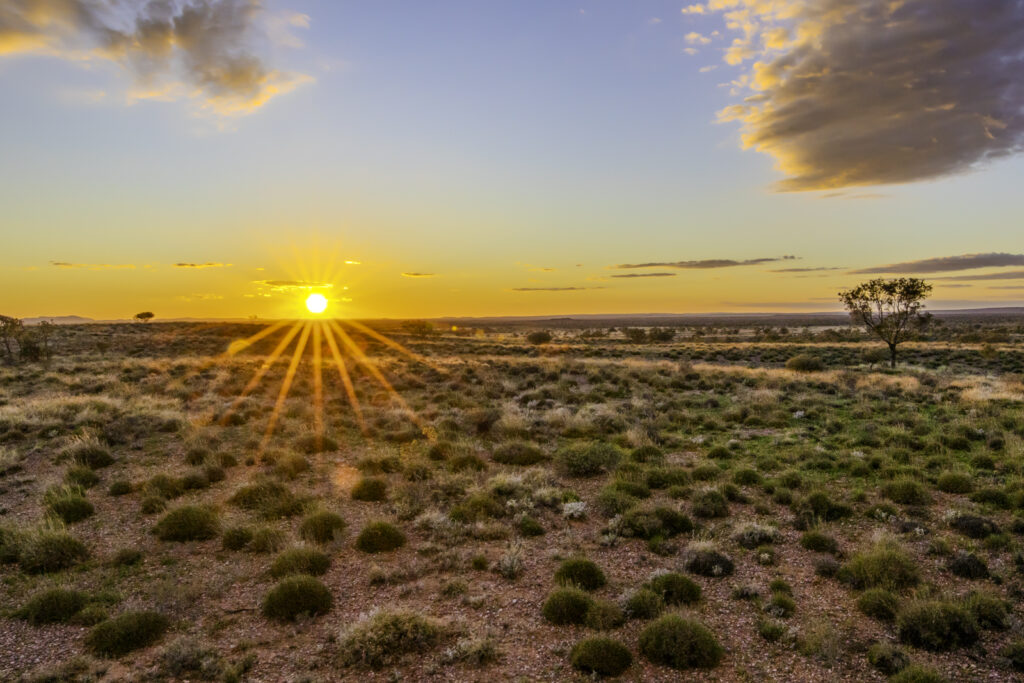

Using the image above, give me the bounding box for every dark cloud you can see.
[934,270,1024,282]
[615,256,796,270]
[401,272,435,278]
[50,260,135,270]
[0,0,310,116]
[989,286,1024,290]
[714,0,1024,191]
[770,267,842,273]
[609,272,677,279]
[174,262,232,268]
[850,253,1024,274]
[511,287,604,292]
[253,279,331,291]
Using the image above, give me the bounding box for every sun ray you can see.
[328,319,430,437]
[339,318,443,371]
[322,319,367,434]
[219,320,303,425]
[312,320,324,449]
[260,320,312,449]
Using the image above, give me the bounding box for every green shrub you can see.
[17,588,89,624]
[684,546,734,577]
[492,442,547,466]
[65,465,99,489]
[299,511,346,544]
[897,600,978,651]
[1000,640,1024,672]
[647,572,701,605]
[800,530,838,554]
[18,528,89,574]
[262,575,332,622]
[882,479,931,506]
[630,445,664,464]
[838,542,920,591]
[936,472,973,494]
[351,477,388,502]
[786,354,824,372]
[145,474,185,500]
[221,526,254,551]
[355,521,406,553]
[85,611,170,657]
[571,637,633,677]
[691,489,729,518]
[542,587,594,625]
[963,591,1008,630]
[767,592,795,618]
[229,478,303,518]
[867,642,909,675]
[584,599,625,630]
[270,547,331,578]
[758,619,786,642]
[734,523,779,549]
[69,442,114,469]
[339,609,442,669]
[638,615,723,670]
[140,496,167,514]
[555,442,621,477]
[517,515,545,536]
[107,479,132,496]
[889,665,947,683]
[45,487,94,524]
[554,558,606,591]
[111,548,143,566]
[153,506,219,542]
[624,588,664,619]
[251,527,286,553]
[947,551,988,579]
[857,588,899,621]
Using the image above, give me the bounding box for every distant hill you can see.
[22,315,95,325]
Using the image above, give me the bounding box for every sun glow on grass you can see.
[305,293,328,314]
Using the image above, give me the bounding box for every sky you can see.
[1,0,1023,320]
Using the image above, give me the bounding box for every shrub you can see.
[889,665,947,683]
[691,489,729,518]
[262,576,332,622]
[229,479,303,518]
[734,523,779,549]
[145,474,185,500]
[897,600,978,651]
[492,442,547,466]
[18,589,88,625]
[542,587,594,625]
[554,558,606,591]
[339,609,442,669]
[647,572,701,605]
[85,611,170,657]
[45,487,94,524]
[111,548,142,566]
[800,530,838,554]
[857,589,899,621]
[18,528,89,574]
[950,514,999,539]
[1000,640,1024,672]
[355,521,406,553]
[526,331,552,345]
[624,588,664,619]
[517,515,545,536]
[631,445,664,464]
[585,599,625,630]
[838,542,920,591]
[351,477,388,502]
[65,465,99,489]
[936,472,973,494]
[270,547,331,578]
[221,526,254,551]
[153,506,218,542]
[140,496,167,514]
[69,442,114,469]
[299,511,346,544]
[963,592,1008,630]
[947,551,988,579]
[108,479,132,496]
[882,479,931,506]
[758,619,785,642]
[251,527,285,553]
[767,592,796,618]
[638,615,723,670]
[814,556,841,578]
[684,546,734,577]
[867,642,910,675]
[571,637,632,677]
[555,442,621,477]
[786,354,824,372]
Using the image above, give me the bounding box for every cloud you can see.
[711,0,1024,191]
[0,0,311,118]
[609,272,677,279]
[685,32,711,45]
[989,286,1024,290]
[173,262,232,269]
[511,286,604,292]
[850,253,1024,274]
[178,292,224,301]
[682,4,706,14]
[615,255,796,269]
[934,270,1024,282]
[401,272,435,278]
[50,261,135,270]
[253,279,332,292]
[770,266,842,273]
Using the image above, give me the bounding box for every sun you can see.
[305,293,328,314]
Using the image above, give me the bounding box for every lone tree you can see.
[839,278,932,368]
[134,311,155,323]
[0,315,22,364]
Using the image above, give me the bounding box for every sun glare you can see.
[305,293,328,314]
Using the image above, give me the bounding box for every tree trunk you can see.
[888,343,897,368]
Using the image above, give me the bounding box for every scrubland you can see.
[1,321,1023,682]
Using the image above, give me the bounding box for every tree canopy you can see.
[839,278,932,368]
